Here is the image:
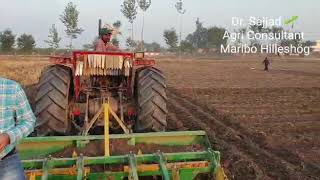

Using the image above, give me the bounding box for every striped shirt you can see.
[0,77,36,159]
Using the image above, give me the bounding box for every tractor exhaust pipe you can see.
[98,19,102,36]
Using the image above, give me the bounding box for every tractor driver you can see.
[95,26,120,52]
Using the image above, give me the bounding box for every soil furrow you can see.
[168,90,319,179]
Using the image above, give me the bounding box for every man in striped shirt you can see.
[0,77,36,180]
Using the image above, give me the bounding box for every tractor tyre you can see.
[134,67,167,132]
[35,65,72,136]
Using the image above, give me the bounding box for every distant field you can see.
[0,55,319,179]
[0,56,48,87]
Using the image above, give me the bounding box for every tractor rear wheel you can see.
[35,65,72,136]
[134,67,167,132]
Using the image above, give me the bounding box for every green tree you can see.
[249,19,265,33]
[269,26,283,34]
[163,28,178,51]
[186,18,208,49]
[82,37,98,50]
[143,42,162,52]
[113,20,122,30]
[126,37,137,49]
[121,0,138,44]
[112,39,120,47]
[0,29,15,52]
[82,44,93,50]
[17,34,36,52]
[234,27,246,45]
[207,27,228,50]
[60,2,84,50]
[112,20,122,47]
[249,19,267,48]
[44,24,61,51]
[180,40,195,53]
[302,40,315,53]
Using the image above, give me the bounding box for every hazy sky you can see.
[1,0,319,48]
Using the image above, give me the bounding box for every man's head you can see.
[100,28,113,43]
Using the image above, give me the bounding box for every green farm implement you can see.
[19,131,226,180]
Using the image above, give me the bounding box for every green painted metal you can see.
[29,167,211,180]
[20,131,222,179]
[19,131,208,160]
[76,155,84,180]
[41,158,49,180]
[179,168,205,180]
[128,153,139,180]
[156,151,170,180]
[23,151,215,169]
[18,141,73,160]
[207,148,219,174]
[21,131,206,143]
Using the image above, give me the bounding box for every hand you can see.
[106,45,120,52]
[0,133,10,152]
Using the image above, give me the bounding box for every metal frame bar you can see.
[41,158,49,180]
[19,131,209,160]
[156,151,170,180]
[21,131,207,143]
[104,100,110,156]
[73,51,134,58]
[23,150,220,180]
[76,155,85,180]
[128,153,139,180]
[23,151,215,168]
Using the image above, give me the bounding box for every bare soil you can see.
[1,55,319,179]
[157,56,320,179]
[52,139,204,158]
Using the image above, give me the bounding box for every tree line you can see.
[2,1,314,55]
[163,18,228,54]
[0,1,228,54]
[0,2,80,54]
[0,30,36,53]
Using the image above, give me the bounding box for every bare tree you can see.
[175,0,186,59]
[137,0,151,50]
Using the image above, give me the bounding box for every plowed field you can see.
[1,55,319,179]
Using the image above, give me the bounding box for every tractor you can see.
[18,20,227,179]
[34,20,166,136]
[34,50,166,136]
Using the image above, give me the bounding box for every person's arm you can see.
[5,84,36,145]
[106,44,121,52]
[95,39,106,52]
